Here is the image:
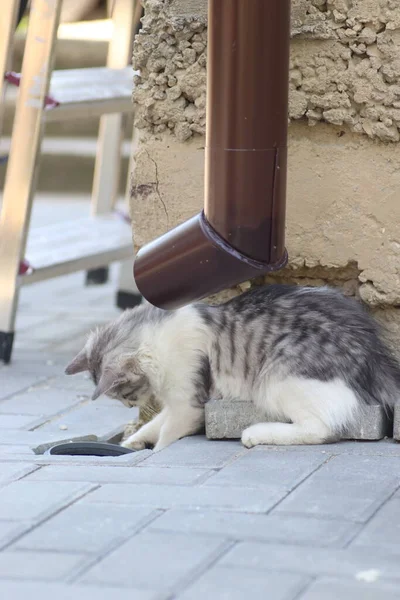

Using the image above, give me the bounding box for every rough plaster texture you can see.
[130,0,400,353]
[133,0,400,143]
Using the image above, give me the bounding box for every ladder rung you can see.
[5,67,137,121]
[20,213,133,285]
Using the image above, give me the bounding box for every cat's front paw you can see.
[120,437,146,451]
[241,424,264,448]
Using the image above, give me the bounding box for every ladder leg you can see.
[0,0,61,363]
[87,0,138,287]
[116,123,141,310]
[0,0,19,144]
[85,113,124,286]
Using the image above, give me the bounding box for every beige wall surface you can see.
[131,0,400,351]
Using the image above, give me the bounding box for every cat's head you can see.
[64,309,153,408]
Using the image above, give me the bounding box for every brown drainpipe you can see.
[134,0,291,309]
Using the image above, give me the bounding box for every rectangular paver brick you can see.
[0,550,86,581]
[0,463,38,486]
[203,448,327,490]
[15,503,159,553]
[350,498,400,551]
[0,374,48,402]
[140,436,246,469]
[26,464,211,485]
[0,387,82,417]
[83,482,286,513]
[149,509,360,548]
[221,542,400,580]
[0,522,31,551]
[206,400,391,440]
[273,475,397,523]
[298,577,400,600]
[81,530,229,591]
[179,564,309,600]
[312,454,400,482]
[0,581,162,600]
[0,415,41,429]
[0,481,95,520]
[36,402,132,441]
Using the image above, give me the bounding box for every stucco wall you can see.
[130,0,400,353]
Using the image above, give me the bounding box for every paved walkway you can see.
[1,204,400,598]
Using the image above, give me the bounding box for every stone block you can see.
[179,564,309,600]
[393,402,400,441]
[141,436,245,469]
[0,581,161,600]
[350,498,400,552]
[80,530,229,592]
[0,481,94,521]
[26,464,210,486]
[203,447,326,490]
[298,578,400,600]
[273,474,397,523]
[205,399,392,441]
[83,481,286,513]
[220,542,400,581]
[149,509,359,548]
[0,550,86,581]
[15,504,158,554]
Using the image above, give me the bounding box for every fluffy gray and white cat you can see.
[65,285,400,451]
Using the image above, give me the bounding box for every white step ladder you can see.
[0,0,142,363]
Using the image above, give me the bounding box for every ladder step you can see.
[5,67,136,122]
[20,214,133,285]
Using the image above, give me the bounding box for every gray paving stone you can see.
[0,581,162,600]
[0,414,41,429]
[206,399,392,441]
[221,542,400,580]
[26,464,211,485]
[141,436,246,469]
[83,482,286,513]
[205,398,263,439]
[36,402,132,441]
[0,480,95,520]
[342,405,392,440]
[179,564,309,600]
[81,530,229,591]
[393,402,400,441]
[252,440,400,456]
[0,522,31,551]
[0,445,38,457]
[15,503,159,553]
[0,373,49,402]
[149,509,361,548]
[0,462,39,486]
[0,387,83,417]
[350,498,400,551]
[311,454,400,482]
[45,373,94,394]
[203,448,327,490]
[0,550,87,581]
[298,577,400,600]
[272,474,397,523]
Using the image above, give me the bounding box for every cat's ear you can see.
[65,349,88,375]
[92,369,119,401]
